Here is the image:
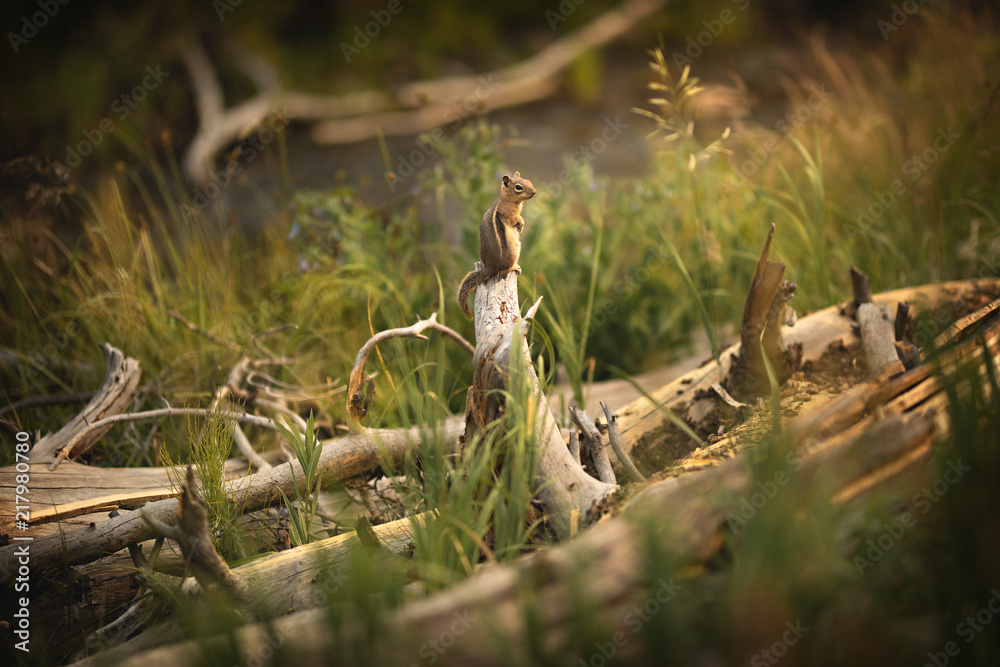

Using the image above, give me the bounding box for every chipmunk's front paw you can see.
[512,264,522,275]
[514,222,524,233]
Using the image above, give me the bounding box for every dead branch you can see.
[935,294,1000,348]
[599,401,644,483]
[2,419,464,572]
[45,407,280,470]
[570,403,616,484]
[312,0,668,145]
[850,264,872,307]
[463,269,616,540]
[609,279,1000,470]
[727,224,798,398]
[141,466,249,603]
[347,312,474,422]
[98,333,981,667]
[29,343,142,462]
[857,302,899,374]
[180,0,668,182]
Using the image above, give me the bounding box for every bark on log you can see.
[609,278,1000,473]
[0,420,463,573]
[98,308,996,667]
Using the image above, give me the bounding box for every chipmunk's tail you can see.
[457,269,487,320]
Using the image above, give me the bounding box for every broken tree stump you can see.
[463,268,616,540]
[727,224,798,399]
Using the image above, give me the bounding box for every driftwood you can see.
[463,269,616,540]
[609,278,1000,477]
[857,302,898,373]
[7,279,1000,665]
[180,0,670,184]
[72,513,426,663]
[98,292,1000,667]
[850,266,899,374]
[141,466,249,603]
[28,343,141,463]
[346,312,473,422]
[0,420,463,572]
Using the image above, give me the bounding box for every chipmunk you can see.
[457,171,536,319]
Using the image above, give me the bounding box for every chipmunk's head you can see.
[502,171,536,202]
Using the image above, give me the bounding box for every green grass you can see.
[2,9,1000,665]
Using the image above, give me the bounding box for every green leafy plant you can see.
[274,412,324,547]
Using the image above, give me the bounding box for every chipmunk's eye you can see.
[515,184,522,191]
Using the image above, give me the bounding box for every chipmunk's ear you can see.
[513,170,520,179]
[502,174,511,187]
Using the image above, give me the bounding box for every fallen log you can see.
[0,420,463,573]
[97,295,1000,667]
[609,278,1000,476]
